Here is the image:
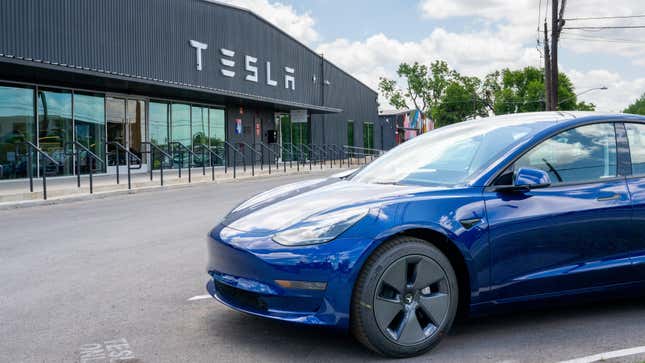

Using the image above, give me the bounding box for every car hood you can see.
[222,177,445,234]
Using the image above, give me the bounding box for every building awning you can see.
[0,55,343,114]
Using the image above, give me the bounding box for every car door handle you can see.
[596,193,621,202]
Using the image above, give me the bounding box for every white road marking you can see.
[559,345,645,363]
[79,338,135,363]
[187,294,212,301]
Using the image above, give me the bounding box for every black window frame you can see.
[623,121,645,179]
[488,120,632,189]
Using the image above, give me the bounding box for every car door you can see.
[624,122,645,278]
[484,122,633,300]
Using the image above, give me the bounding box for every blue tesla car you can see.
[206,112,645,357]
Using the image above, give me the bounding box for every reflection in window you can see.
[192,106,207,146]
[38,89,73,176]
[74,93,105,174]
[209,108,225,148]
[171,103,191,166]
[0,85,35,179]
[626,123,645,176]
[363,122,374,149]
[516,123,617,183]
[149,102,169,146]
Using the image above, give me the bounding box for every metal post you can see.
[27,148,33,192]
[76,148,81,188]
[160,153,164,186]
[150,150,154,181]
[233,149,237,179]
[115,147,120,185]
[188,152,192,183]
[126,150,131,190]
[250,148,254,176]
[202,148,206,176]
[41,155,47,200]
[89,158,93,194]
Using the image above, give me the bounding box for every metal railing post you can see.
[115,148,120,185]
[126,151,131,190]
[41,154,47,200]
[89,158,94,194]
[27,148,33,192]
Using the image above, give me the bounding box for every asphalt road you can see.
[2,172,645,363]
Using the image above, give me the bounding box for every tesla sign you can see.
[189,40,295,90]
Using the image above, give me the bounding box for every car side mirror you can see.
[513,167,552,191]
[492,167,551,193]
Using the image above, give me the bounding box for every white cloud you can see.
[568,69,645,112]
[317,30,540,108]
[214,0,319,44]
[215,0,645,112]
[420,0,645,62]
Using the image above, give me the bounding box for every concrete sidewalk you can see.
[0,162,354,209]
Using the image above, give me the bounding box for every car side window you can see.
[514,123,617,184]
[626,123,645,176]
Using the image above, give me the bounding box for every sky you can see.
[218,0,645,112]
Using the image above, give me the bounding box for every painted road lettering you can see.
[79,338,136,363]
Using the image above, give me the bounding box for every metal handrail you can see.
[254,142,279,175]
[24,141,60,200]
[298,144,313,170]
[240,141,261,176]
[141,142,173,186]
[170,141,201,183]
[224,141,245,178]
[68,141,105,194]
[108,141,142,190]
[195,143,226,180]
[268,143,289,172]
[310,144,326,169]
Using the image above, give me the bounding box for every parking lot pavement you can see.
[1,172,645,363]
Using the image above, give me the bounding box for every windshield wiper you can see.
[372,181,401,185]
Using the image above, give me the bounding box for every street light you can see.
[558,86,608,105]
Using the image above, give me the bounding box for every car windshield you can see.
[351,115,556,187]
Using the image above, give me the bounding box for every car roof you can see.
[472,111,645,126]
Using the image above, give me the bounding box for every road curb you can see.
[0,168,341,210]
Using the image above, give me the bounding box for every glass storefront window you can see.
[208,108,225,166]
[171,103,191,166]
[192,106,207,147]
[0,85,35,180]
[149,102,169,146]
[74,93,105,173]
[363,122,374,149]
[209,108,225,147]
[38,88,73,176]
[127,99,146,161]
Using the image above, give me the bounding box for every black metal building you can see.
[0,0,384,180]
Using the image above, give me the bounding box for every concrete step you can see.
[0,164,356,206]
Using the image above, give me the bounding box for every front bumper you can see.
[205,223,377,328]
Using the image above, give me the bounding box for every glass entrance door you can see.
[106,96,147,169]
[278,113,309,161]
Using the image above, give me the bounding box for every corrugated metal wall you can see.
[0,0,385,148]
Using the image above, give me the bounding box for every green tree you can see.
[624,93,645,115]
[483,67,595,114]
[379,61,488,127]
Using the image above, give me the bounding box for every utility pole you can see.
[550,0,566,108]
[544,20,552,111]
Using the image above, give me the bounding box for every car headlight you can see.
[272,208,369,246]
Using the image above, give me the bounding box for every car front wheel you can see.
[351,236,459,358]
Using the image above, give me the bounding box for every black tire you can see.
[351,236,459,358]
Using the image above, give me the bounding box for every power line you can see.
[565,25,645,30]
[564,14,645,21]
[560,34,645,44]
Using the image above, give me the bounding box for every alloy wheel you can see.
[373,254,451,346]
